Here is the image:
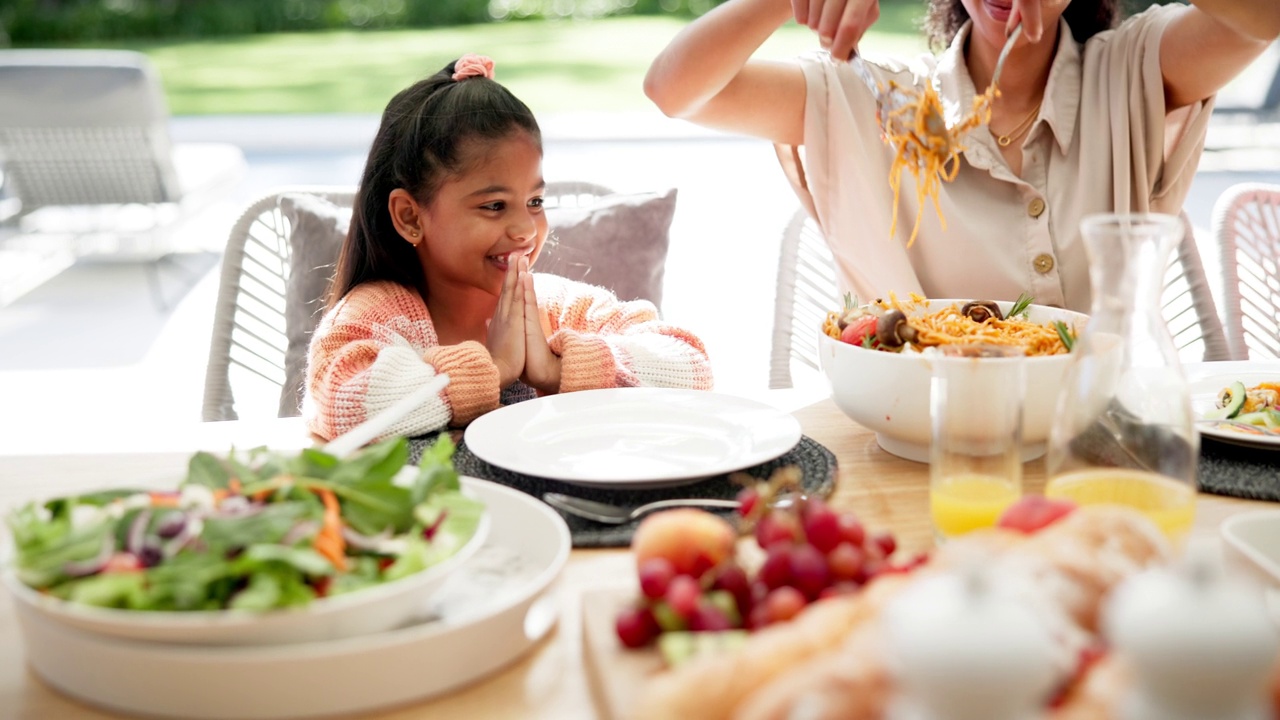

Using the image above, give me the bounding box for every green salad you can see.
[6,435,483,612]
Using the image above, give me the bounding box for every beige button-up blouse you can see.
[786,5,1213,312]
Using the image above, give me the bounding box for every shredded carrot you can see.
[312,488,348,572]
[148,492,181,508]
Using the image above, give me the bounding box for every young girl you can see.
[304,54,713,442]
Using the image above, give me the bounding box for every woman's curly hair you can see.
[922,0,1122,53]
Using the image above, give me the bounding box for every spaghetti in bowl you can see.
[818,297,1087,462]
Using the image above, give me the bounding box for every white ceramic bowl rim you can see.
[1,493,491,631]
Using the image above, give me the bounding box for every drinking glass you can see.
[929,346,1026,541]
[1044,213,1197,542]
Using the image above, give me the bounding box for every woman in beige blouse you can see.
[644,0,1280,312]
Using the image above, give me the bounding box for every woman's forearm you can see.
[644,0,794,119]
[1186,0,1280,41]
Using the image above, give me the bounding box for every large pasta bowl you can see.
[818,299,1088,462]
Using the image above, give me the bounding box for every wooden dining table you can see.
[0,390,1273,720]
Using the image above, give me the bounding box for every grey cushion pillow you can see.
[274,187,677,416]
[540,187,677,309]
[278,192,349,417]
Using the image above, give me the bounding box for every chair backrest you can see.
[768,207,1233,389]
[1163,211,1234,362]
[202,181,618,422]
[769,208,840,390]
[0,50,182,212]
[1213,182,1280,360]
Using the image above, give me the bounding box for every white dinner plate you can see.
[8,477,571,720]
[464,388,803,488]
[1186,361,1280,450]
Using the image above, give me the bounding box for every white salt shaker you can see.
[883,563,1058,720]
[1104,551,1279,720]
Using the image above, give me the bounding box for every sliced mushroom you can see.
[876,310,918,348]
[960,300,1003,324]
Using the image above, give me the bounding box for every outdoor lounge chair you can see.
[0,49,246,305]
[202,181,680,422]
[768,207,1233,389]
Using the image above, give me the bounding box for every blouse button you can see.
[1033,253,1055,274]
[1028,198,1046,218]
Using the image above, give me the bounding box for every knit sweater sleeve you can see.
[302,281,501,441]
[533,273,714,393]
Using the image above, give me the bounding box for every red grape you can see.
[688,603,734,632]
[788,543,830,600]
[748,603,772,630]
[666,574,702,619]
[638,557,676,600]
[615,606,660,648]
[758,545,793,589]
[836,513,866,547]
[710,563,752,616]
[764,586,807,623]
[826,542,866,582]
[736,486,760,518]
[755,511,800,550]
[802,502,842,553]
[872,532,897,558]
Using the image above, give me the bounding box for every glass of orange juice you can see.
[929,346,1026,541]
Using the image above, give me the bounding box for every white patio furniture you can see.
[1213,182,1280,360]
[0,49,246,307]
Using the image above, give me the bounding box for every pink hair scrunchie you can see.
[452,54,495,81]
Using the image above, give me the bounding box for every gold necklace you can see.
[993,103,1041,147]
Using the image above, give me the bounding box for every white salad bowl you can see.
[1,485,490,647]
[818,298,1088,463]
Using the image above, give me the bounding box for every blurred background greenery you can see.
[0,0,1181,114]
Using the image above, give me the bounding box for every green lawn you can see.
[70,14,927,115]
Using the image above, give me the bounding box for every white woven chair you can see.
[202,182,617,422]
[768,208,840,390]
[768,207,1233,389]
[0,49,246,306]
[1213,182,1280,360]
[0,49,245,230]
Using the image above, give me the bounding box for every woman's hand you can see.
[1008,0,1046,44]
[486,253,525,388]
[517,256,562,395]
[797,0,880,63]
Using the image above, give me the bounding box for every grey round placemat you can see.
[408,435,837,548]
[1198,435,1280,501]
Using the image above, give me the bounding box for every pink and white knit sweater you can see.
[303,275,714,441]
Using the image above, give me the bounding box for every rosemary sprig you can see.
[1053,320,1076,352]
[1007,292,1033,319]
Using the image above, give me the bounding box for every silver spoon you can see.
[541,493,740,525]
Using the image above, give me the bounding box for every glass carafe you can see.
[1044,213,1197,541]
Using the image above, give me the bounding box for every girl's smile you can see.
[486,251,533,273]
